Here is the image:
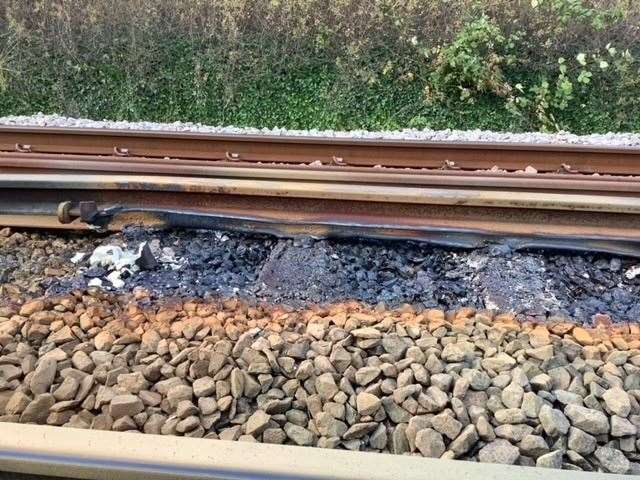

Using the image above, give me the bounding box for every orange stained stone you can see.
[183,300,199,314]
[350,312,377,324]
[572,327,595,346]
[495,312,516,324]
[601,340,614,351]
[425,309,445,322]
[398,303,415,314]
[502,323,521,332]
[474,312,493,325]
[593,313,612,328]
[155,309,179,323]
[628,339,640,349]
[548,321,574,336]
[455,307,476,319]
[428,320,447,333]
[328,312,347,327]
[413,314,427,324]
[529,325,551,347]
[611,323,630,335]
[196,303,216,317]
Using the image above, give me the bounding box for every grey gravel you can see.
[415,428,445,458]
[478,439,520,465]
[564,405,609,435]
[30,358,57,395]
[602,388,632,417]
[595,446,631,474]
[2,249,640,474]
[539,406,570,437]
[567,427,597,455]
[536,450,564,469]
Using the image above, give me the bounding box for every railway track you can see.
[1,125,640,478]
[3,126,640,173]
[1,126,640,254]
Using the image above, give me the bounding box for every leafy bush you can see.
[427,16,516,101]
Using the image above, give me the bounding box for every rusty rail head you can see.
[5,152,640,194]
[4,172,640,213]
[1,125,640,174]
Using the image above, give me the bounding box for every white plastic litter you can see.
[106,270,125,288]
[89,245,127,269]
[86,241,159,288]
[625,266,640,280]
[90,245,144,271]
[70,252,86,264]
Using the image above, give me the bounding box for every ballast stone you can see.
[478,439,520,465]
[602,387,631,417]
[564,405,609,435]
[110,395,144,419]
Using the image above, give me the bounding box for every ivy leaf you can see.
[577,70,592,84]
[576,53,587,66]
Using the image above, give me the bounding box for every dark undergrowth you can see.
[0,1,639,133]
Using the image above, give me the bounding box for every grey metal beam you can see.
[0,424,625,480]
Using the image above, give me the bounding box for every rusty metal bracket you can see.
[441,159,460,170]
[15,143,32,153]
[78,201,122,227]
[114,147,129,157]
[56,200,121,227]
[560,163,580,174]
[56,201,73,223]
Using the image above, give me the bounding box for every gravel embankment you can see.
[2,113,640,147]
[0,290,638,474]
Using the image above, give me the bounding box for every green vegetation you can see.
[0,0,639,133]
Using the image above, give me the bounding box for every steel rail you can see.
[3,173,640,213]
[0,423,627,480]
[4,152,640,193]
[3,176,640,256]
[2,125,640,173]
[2,126,640,255]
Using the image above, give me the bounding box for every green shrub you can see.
[0,0,638,133]
[427,16,516,102]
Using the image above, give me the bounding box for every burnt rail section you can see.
[3,126,640,173]
[3,174,640,256]
[2,126,640,255]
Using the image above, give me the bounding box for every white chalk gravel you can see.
[1,113,640,147]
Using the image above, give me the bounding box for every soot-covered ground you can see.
[1,227,639,324]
